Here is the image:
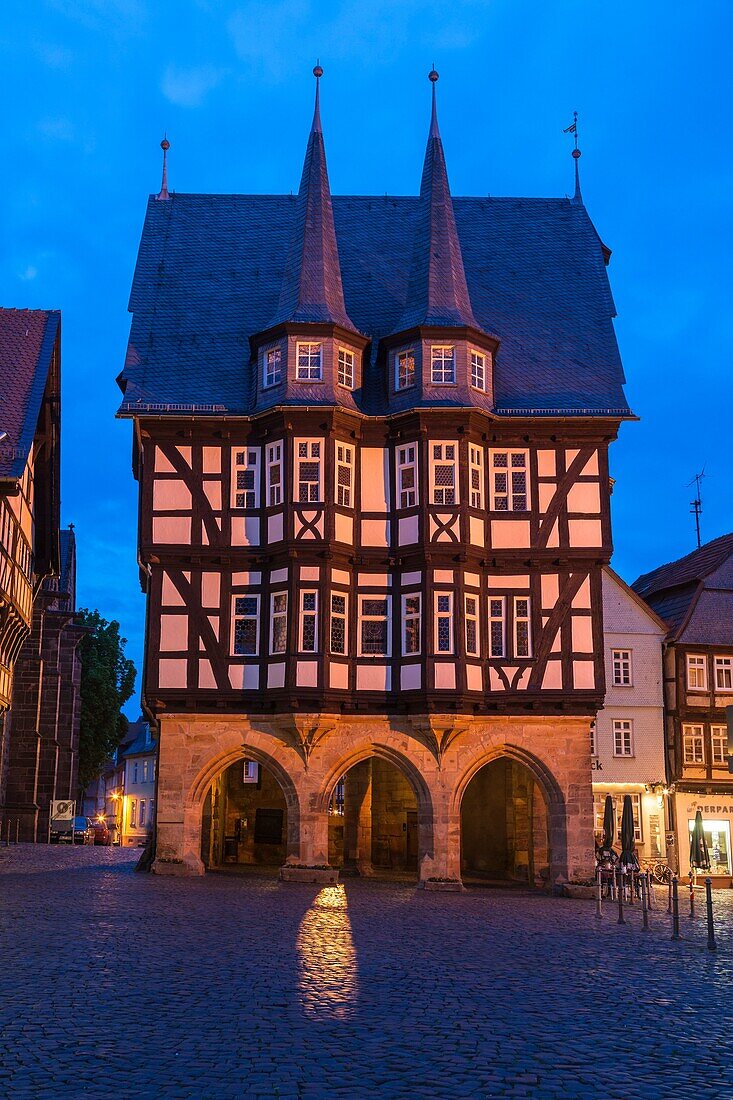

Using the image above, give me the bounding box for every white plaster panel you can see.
[329,663,349,690]
[537,450,556,477]
[152,517,191,544]
[572,615,594,653]
[572,576,592,609]
[515,668,531,690]
[300,566,320,581]
[546,519,560,548]
[270,568,288,584]
[538,483,554,514]
[158,659,187,689]
[160,615,188,652]
[566,448,579,465]
[488,575,530,589]
[207,616,219,640]
[488,667,505,691]
[360,448,390,510]
[232,572,262,586]
[296,661,318,687]
[229,664,260,690]
[581,450,599,476]
[464,572,480,589]
[268,512,284,543]
[434,663,456,689]
[401,571,422,587]
[203,481,222,510]
[358,573,389,588]
[469,515,485,546]
[551,630,562,654]
[153,479,192,511]
[175,446,192,465]
[335,512,354,545]
[331,568,350,586]
[567,481,601,514]
[201,573,220,608]
[398,515,419,545]
[401,664,422,691]
[268,663,286,689]
[541,660,563,690]
[569,519,602,547]
[433,569,454,583]
[231,516,260,547]
[198,661,217,690]
[466,664,483,691]
[161,573,185,607]
[491,520,530,549]
[361,519,390,546]
[356,664,390,691]
[573,660,596,689]
[541,573,559,608]
[154,447,176,474]
[202,447,222,474]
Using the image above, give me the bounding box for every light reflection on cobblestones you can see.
[297,885,358,1020]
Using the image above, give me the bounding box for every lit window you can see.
[243,760,260,784]
[140,799,146,827]
[330,594,348,655]
[359,596,390,656]
[296,342,322,380]
[266,442,283,506]
[430,345,455,384]
[612,719,634,757]
[594,793,642,843]
[130,800,137,829]
[270,592,288,654]
[686,654,707,690]
[514,596,532,658]
[683,725,705,764]
[402,593,421,655]
[263,346,282,388]
[338,348,355,389]
[590,720,597,757]
[715,656,733,691]
[712,726,727,766]
[488,597,505,658]
[299,590,318,652]
[434,592,454,655]
[464,595,479,657]
[612,649,632,687]
[489,450,529,511]
[142,761,149,782]
[232,447,260,509]
[396,349,416,390]
[469,445,484,509]
[397,445,419,509]
[430,443,458,506]
[233,595,260,656]
[470,350,486,391]
[295,440,323,503]
[335,443,355,508]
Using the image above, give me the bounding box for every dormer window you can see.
[431,345,455,384]
[337,347,355,389]
[263,346,282,388]
[296,342,322,381]
[470,350,486,392]
[396,349,416,391]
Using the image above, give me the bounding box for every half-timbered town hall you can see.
[118,70,631,885]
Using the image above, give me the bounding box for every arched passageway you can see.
[327,757,422,878]
[201,757,290,870]
[460,757,551,887]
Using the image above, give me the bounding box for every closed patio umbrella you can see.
[602,795,616,849]
[690,809,710,871]
[620,795,636,868]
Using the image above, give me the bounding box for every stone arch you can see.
[451,743,567,885]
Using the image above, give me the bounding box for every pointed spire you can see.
[564,111,583,204]
[392,68,480,333]
[156,135,170,201]
[269,64,358,332]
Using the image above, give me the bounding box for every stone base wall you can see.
[151,711,596,884]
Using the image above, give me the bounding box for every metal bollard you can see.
[617,865,626,925]
[640,872,649,930]
[595,866,602,920]
[671,876,681,940]
[705,877,716,952]
[667,874,673,914]
[14,819,19,844]
[628,870,635,906]
[689,873,695,919]
[3,819,9,848]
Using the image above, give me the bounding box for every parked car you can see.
[50,816,94,844]
[91,820,111,846]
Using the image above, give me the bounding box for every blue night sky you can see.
[1,1,731,709]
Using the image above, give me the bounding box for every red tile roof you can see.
[0,309,60,482]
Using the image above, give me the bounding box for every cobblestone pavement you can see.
[2,845,733,1100]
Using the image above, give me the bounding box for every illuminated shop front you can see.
[592,783,668,862]
[675,793,733,879]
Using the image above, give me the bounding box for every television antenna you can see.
[688,469,706,549]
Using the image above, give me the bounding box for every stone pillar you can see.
[152,717,205,876]
[343,759,373,875]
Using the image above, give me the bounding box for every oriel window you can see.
[270,592,288,654]
[397,445,419,509]
[402,593,421,656]
[266,442,283,506]
[469,445,484,509]
[335,443,355,508]
[296,342,323,380]
[488,597,505,658]
[359,596,390,656]
[396,349,416,391]
[263,345,282,388]
[464,595,479,657]
[513,596,532,658]
[295,440,323,503]
[430,443,458,506]
[232,595,260,656]
[299,590,318,652]
[470,350,486,392]
[489,450,529,511]
[330,594,348,655]
[430,345,455,384]
[338,347,355,389]
[434,592,454,655]
[232,447,260,509]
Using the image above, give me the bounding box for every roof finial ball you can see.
[313,62,323,79]
[156,133,170,201]
[428,68,439,82]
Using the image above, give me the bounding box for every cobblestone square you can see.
[2,846,732,1099]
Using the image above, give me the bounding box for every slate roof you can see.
[632,533,733,643]
[122,719,156,758]
[0,309,60,482]
[119,189,630,419]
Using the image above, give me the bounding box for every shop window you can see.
[464,595,479,657]
[513,596,532,658]
[359,596,390,656]
[270,592,288,655]
[469,445,484,509]
[337,347,355,389]
[489,450,529,511]
[294,440,323,503]
[434,592,454,655]
[683,724,705,764]
[686,654,707,690]
[232,447,260,509]
[688,819,732,875]
[430,345,455,384]
[397,445,419,509]
[335,443,355,508]
[594,793,642,843]
[612,649,632,687]
[396,349,416,391]
[402,593,421,656]
[296,342,322,381]
[613,719,634,757]
[470,350,486,392]
[263,345,282,388]
[266,442,284,506]
[232,595,260,656]
[714,656,733,691]
[488,597,506,658]
[330,594,348,655]
[430,443,458,506]
[712,726,727,767]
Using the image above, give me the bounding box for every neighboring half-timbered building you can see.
[118,71,632,885]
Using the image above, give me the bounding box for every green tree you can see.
[75,608,136,793]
